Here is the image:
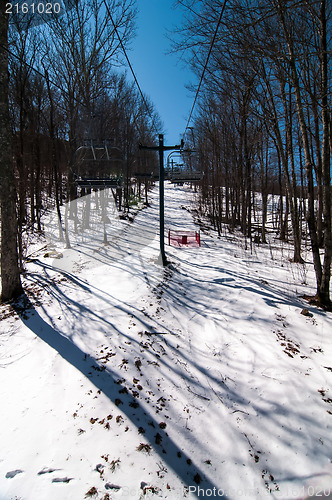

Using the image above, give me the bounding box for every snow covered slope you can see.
[0,184,331,500]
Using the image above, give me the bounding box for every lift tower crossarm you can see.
[139,134,184,266]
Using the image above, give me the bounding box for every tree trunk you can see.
[319,0,331,306]
[280,80,303,262]
[0,13,23,301]
[278,4,325,302]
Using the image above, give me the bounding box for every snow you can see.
[0,183,331,500]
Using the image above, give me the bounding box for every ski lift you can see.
[169,170,203,184]
[73,139,124,189]
[134,145,159,181]
[166,149,202,184]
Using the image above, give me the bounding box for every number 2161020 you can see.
[6,3,61,15]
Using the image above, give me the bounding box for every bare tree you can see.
[273,0,331,305]
[172,0,332,305]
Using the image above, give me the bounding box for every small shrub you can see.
[85,486,98,497]
[137,443,152,454]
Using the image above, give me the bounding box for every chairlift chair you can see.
[170,170,203,184]
[73,140,124,189]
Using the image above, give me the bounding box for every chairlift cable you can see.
[3,3,158,137]
[184,0,227,135]
[103,0,159,137]
[0,44,89,111]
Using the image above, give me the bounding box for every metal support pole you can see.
[158,134,167,265]
[139,135,184,266]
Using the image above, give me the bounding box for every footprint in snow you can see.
[105,483,121,490]
[38,467,60,475]
[5,469,23,479]
[52,477,73,483]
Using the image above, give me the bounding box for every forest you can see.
[0,0,162,301]
[174,0,331,306]
[0,0,331,307]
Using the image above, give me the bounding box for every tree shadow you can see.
[18,191,332,498]
[13,294,226,498]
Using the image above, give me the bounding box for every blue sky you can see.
[129,0,194,145]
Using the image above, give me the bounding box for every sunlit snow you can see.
[0,183,331,500]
